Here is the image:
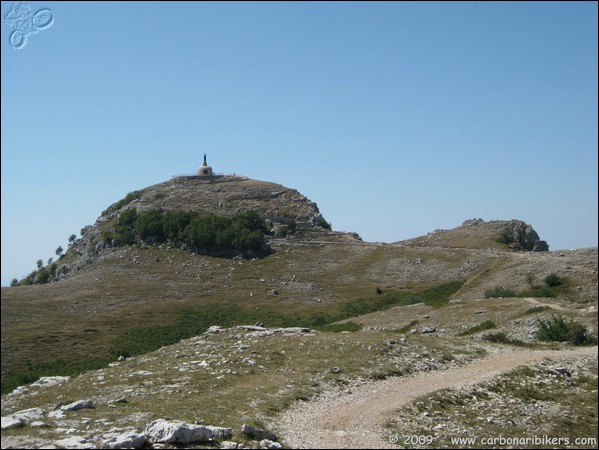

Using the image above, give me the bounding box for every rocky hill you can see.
[399,218,549,252]
[50,176,360,283]
[1,175,597,449]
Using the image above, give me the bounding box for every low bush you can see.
[104,209,270,258]
[536,315,597,345]
[544,273,563,287]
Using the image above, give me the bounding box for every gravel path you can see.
[275,346,598,449]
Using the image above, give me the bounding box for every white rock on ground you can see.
[145,419,232,444]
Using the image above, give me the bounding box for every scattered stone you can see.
[49,410,67,420]
[260,439,283,449]
[101,431,147,449]
[61,400,95,412]
[1,416,24,430]
[11,407,45,423]
[53,436,96,449]
[30,376,70,388]
[236,325,267,332]
[421,326,437,334]
[551,367,572,377]
[206,326,224,334]
[241,424,278,442]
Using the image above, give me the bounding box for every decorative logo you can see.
[3,3,53,49]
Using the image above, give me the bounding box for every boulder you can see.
[1,416,23,430]
[101,432,147,449]
[53,436,96,449]
[551,367,572,377]
[145,419,232,444]
[206,326,224,334]
[11,407,45,423]
[30,376,70,388]
[61,400,95,411]
[500,220,548,252]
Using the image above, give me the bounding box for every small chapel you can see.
[197,154,213,176]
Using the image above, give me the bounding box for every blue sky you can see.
[1,1,597,286]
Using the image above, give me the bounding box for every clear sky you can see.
[2,1,598,286]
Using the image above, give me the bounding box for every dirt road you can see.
[275,346,598,449]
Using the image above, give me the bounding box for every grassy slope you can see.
[2,239,597,394]
[0,241,466,391]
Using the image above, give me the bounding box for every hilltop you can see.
[48,175,360,283]
[1,174,597,449]
[398,218,549,252]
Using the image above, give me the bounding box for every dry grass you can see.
[2,238,597,395]
[0,325,482,437]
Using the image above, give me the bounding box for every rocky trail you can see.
[275,346,598,449]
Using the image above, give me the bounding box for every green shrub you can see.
[544,273,562,287]
[102,191,142,215]
[536,315,596,345]
[521,286,554,298]
[536,315,571,342]
[566,322,597,345]
[104,209,269,257]
[484,286,517,298]
[113,208,138,245]
[286,219,297,235]
[135,208,166,243]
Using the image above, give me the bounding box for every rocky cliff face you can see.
[498,219,549,252]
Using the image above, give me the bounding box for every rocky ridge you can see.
[400,218,549,251]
